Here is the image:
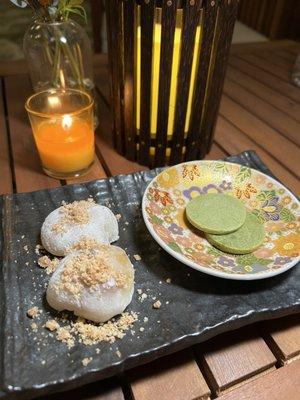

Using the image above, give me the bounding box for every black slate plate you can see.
[0,151,299,400]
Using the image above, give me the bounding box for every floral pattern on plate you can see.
[142,161,300,280]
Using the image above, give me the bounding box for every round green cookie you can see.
[186,193,246,234]
[206,213,264,254]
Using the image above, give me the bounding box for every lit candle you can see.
[26,89,94,179]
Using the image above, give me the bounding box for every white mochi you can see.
[46,247,134,323]
[41,204,119,256]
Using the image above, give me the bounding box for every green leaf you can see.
[167,242,182,254]
[150,215,163,225]
[250,209,266,223]
[280,207,296,222]
[213,162,229,173]
[235,166,251,182]
[256,190,276,201]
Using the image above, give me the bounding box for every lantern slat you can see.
[154,0,178,167]
[105,0,124,154]
[202,0,239,157]
[185,0,218,161]
[123,0,136,160]
[170,0,202,164]
[139,0,156,166]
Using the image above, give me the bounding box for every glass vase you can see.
[23,19,98,126]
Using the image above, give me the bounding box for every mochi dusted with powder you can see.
[41,199,119,256]
[46,246,134,323]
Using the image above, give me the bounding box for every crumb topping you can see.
[52,199,94,233]
[66,236,107,253]
[57,327,75,348]
[82,357,93,366]
[45,319,59,332]
[58,249,131,296]
[133,254,141,261]
[153,300,161,309]
[71,312,138,345]
[27,306,40,319]
[38,256,60,274]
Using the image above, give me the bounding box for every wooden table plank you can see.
[219,95,300,179]
[223,79,300,146]
[4,75,61,193]
[228,56,300,103]
[229,40,300,56]
[128,350,211,400]
[196,327,277,396]
[258,50,295,70]
[215,116,300,194]
[238,54,291,82]
[263,315,300,365]
[217,359,300,400]
[0,79,13,195]
[273,49,297,63]
[225,65,300,123]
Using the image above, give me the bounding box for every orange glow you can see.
[33,117,94,173]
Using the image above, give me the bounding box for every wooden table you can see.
[1,40,300,400]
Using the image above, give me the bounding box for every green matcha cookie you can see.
[186,193,246,234]
[206,213,264,254]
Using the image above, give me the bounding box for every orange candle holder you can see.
[25,88,94,179]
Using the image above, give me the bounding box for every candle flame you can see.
[62,115,73,130]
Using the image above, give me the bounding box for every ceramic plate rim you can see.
[142,160,300,281]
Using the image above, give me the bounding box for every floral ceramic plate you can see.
[142,161,300,280]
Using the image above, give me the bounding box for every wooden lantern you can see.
[105,0,238,167]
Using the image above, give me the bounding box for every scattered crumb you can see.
[139,327,144,332]
[125,221,129,225]
[133,254,141,261]
[31,322,38,331]
[139,293,147,302]
[21,235,25,239]
[143,317,149,323]
[96,348,100,354]
[35,244,43,255]
[166,278,171,284]
[57,327,75,349]
[116,350,122,358]
[41,360,46,365]
[45,319,59,332]
[115,213,121,220]
[137,289,142,295]
[166,301,169,305]
[153,300,161,309]
[27,306,40,319]
[82,357,93,366]
[23,245,29,252]
[25,262,29,266]
[38,255,60,274]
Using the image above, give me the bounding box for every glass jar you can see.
[23,19,98,126]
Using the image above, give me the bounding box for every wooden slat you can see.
[228,55,300,103]
[123,0,135,160]
[239,53,290,82]
[223,79,300,146]
[0,79,13,194]
[139,0,156,165]
[219,95,300,179]
[225,65,300,123]
[273,49,297,62]
[263,315,300,365]
[4,75,60,193]
[215,116,300,195]
[258,50,294,70]
[197,327,277,396]
[170,0,202,164]
[185,0,218,160]
[128,350,211,400]
[201,0,239,155]
[154,0,178,166]
[105,0,123,154]
[218,359,300,400]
